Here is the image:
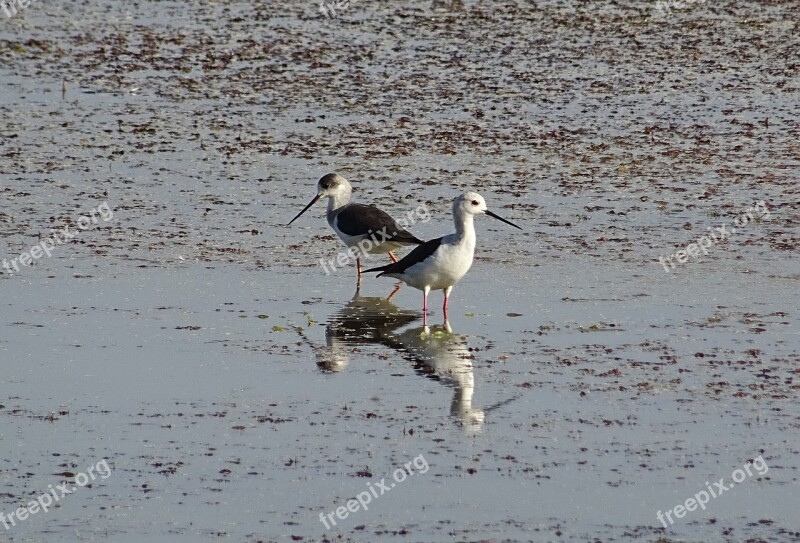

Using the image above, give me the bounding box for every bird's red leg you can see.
[387,283,401,301]
[388,251,398,263]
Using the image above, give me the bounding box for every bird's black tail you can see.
[363,264,391,277]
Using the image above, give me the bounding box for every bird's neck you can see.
[453,212,476,246]
[327,189,352,215]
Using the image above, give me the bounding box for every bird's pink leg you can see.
[388,251,398,263]
[422,288,429,325]
[443,286,452,320]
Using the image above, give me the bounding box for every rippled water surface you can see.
[1,1,798,542]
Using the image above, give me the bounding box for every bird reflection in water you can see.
[314,291,502,431]
[385,321,486,430]
[316,291,419,372]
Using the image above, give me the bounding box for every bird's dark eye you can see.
[471,200,479,206]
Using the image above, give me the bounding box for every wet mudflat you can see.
[1,1,798,542]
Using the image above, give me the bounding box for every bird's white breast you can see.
[390,235,475,291]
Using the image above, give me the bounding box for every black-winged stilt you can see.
[364,191,521,322]
[287,173,424,286]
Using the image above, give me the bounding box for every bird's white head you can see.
[316,173,352,198]
[454,191,488,216]
[453,191,522,230]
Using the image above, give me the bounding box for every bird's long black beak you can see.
[287,194,321,226]
[485,210,522,230]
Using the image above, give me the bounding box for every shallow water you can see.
[1,1,798,542]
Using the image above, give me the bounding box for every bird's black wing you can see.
[336,204,424,245]
[364,237,444,276]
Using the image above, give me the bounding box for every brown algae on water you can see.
[0,1,798,541]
